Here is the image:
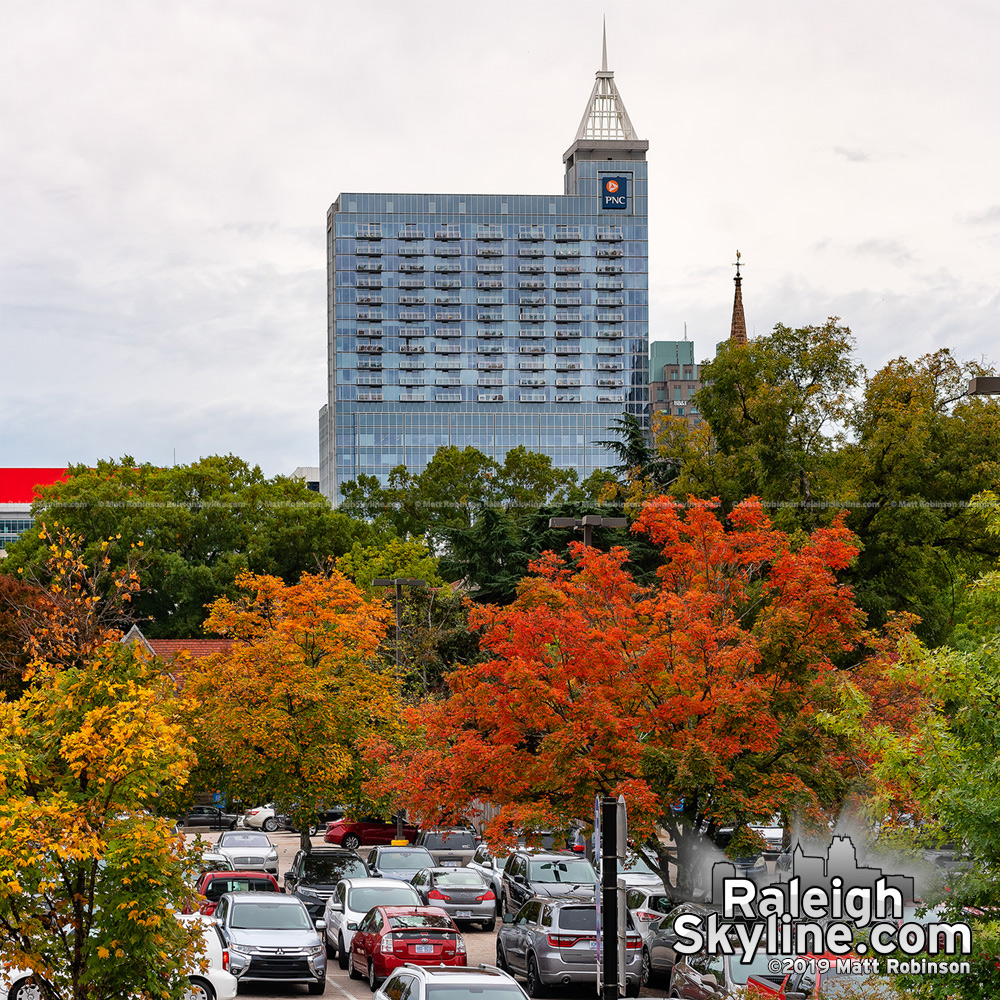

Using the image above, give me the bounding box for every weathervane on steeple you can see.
[730,251,747,344]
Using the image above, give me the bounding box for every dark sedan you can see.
[176,805,239,830]
[284,848,370,921]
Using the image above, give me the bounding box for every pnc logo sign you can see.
[601,175,628,211]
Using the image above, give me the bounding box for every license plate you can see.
[588,941,598,950]
[442,861,460,867]
[456,910,472,918]
[414,944,434,954]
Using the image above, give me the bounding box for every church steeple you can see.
[730,251,747,344]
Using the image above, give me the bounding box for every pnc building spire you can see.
[730,251,747,344]
[574,22,640,142]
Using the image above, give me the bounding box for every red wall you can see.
[0,468,70,503]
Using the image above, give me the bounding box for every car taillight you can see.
[476,889,495,902]
[635,910,660,922]
[381,933,394,954]
[547,934,588,948]
[222,949,230,971]
[428,888,452,901]
[625,937,642,950]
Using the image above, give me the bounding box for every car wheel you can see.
[229,820,238,830]
[368,959,379,992]
[183,977,215,1000]
[10,981,45,1000]
[525,956,546,998]
[496,942,509,972]
[348,949,361,980]
[342,833,361,850]
[308,980,325,995]
[482,917,496,932]
[263,816,278,832]
[642,947,652,986]
[308,823,319,836]
[338,934,349,969]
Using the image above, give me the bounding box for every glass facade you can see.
[319,127,649,502]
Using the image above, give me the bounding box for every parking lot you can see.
[190,830,669,1000]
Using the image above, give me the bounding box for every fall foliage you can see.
[376,496,925,891]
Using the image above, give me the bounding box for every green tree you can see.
[846,351,1000,644]
[3,456,371,638]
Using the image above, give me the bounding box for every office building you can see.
[649,338,703,427]
[319,32,649,502]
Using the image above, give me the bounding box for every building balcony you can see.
[478,278,503,289]
[478,376,504,386]
[519,345,546,354]
[400,327,427,336]
[597,296,624,307]
[398,228,426,240]
[357,359,383,369]
[433,245,462,256]
[399,345,426,354]
[436,311,462,322]
[399,377,425,387]
[555,296,581,306]
[554,345,582,355]
[598,311,624,322]
[597,361,623,371]
[518,328,545,339]
[435,344,462,354]
[596,377,624,387]
[435,359,461,370]
[595,263,623,274]
[554,226,581,241]
[356,326,383,338]
[519,279,545,290]
[555,394,581,403]
[553,247,580,257]
[356,261,383,272]
[554,281,581,291]
[435,295,460,305]
[597,329,624,338]
[398,310,426,321]
[518,263,544,273]
[596,227,624,241]
[397,295,423,305]
[520,311,545,322]
[596,344,624,354]
[436,392,462,402]
[518,226,545,241]
[400,393,427,402]
[597,394,625,403]
[398,359,426,370]
[555,330,581,339]
[434,262,460,272]
[357,277,383,289]
[436,278,461,288]
[355,224,382,239]
[476,246,503,257]
[435,326,461,338]
[435,227,461,240]
[478,393,505,402]
[555,378,581,387]
[398,245,425,257]
[398,279,425,290]
[555,312,581,323]
[357,392,383,402]
[477,327,503,338]
[355,244,383,256]
[555,360,582,371]
[477,295,503,305]
[477,360,504,370]
[595,247,624,258]
[477,345,504,354]
[399,263,425,272]
[554,263,581,274]
[596,279,624,290]
[520,392,546,403]
[518,247,544,258]
[476,225,503,240]
[477,262,503,272]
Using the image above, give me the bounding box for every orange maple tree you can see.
[377,496,925,890]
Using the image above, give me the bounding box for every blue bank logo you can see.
[602,175,628,210]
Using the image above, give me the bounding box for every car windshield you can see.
[379,850,434,869]
[558,908,597,931]
[528,859,596,884]
[219,832,270,848]
[230,901,311,930]
[729,951,789,985]
[205,877,276,900]
[388,913,454,929]
[303,857,367,881]
[621,854,658,875]
[348,886,420,912]
[423,832,477,850]
[426,987,527,1000]
[436,871,487,888]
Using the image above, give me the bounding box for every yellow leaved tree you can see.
[0,526,202,1000]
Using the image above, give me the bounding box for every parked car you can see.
[599,850,669,889]
[186,869,281,916]
[348,905,467,990]
[644,901,718,985]
[214,830,279,876]
[195,850,235,877]
[372,962,530,1000]
[176,804,240,831]
[748,814,786,853]
[1,914,239,1000]
[212,891,326,994]
[283,847,370,921]
[325,816,420,850]
[468,842,513,905]
[321,877,423,969]
[410,867,497,930]
[500,850,597,916]
[365,845,437,881]
[279,805,348,836]
[496,896,642,998]
[243,803,280,832]
[622,885,677,983]
[414,828,479,867]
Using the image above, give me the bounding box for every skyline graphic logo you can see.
[601,175,628,211]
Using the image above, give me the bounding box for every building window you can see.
[657,389,664,401]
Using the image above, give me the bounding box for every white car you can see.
[320,876,421,968]
[0,915,237,1000]
[214,830,279,876]
[243,803,280,832]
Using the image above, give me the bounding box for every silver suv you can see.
[213,891,326,994]
[496,897,641,998]
[373,963,529,1000]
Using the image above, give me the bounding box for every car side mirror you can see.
[330,902,344,912]
[701,974,718,987]
[347,922,358,931]
[316,919,326,931]
[503,912,515,923]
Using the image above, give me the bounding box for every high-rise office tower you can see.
[319,30,649,503]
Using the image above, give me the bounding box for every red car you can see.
[347,905,467,989]
[185,870,281,915]
[324,816,419,850]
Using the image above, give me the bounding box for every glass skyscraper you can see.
[319,39,649,503]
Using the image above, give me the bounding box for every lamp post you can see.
[372,577,427,840]
[548,514,628,547]
[372,577,427,669]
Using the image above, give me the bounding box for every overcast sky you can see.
[2,0,997,476]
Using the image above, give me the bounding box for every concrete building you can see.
[0,468,68,556]
[319,30,649,503]
[648,337,703,427]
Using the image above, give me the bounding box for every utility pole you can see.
[548,514,628,547]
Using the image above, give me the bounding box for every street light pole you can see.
[372,577,427,669]
[548,514,628,547]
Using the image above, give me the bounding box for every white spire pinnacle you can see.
[574,23,638,142]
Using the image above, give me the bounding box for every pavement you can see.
[188,829,670,1000]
